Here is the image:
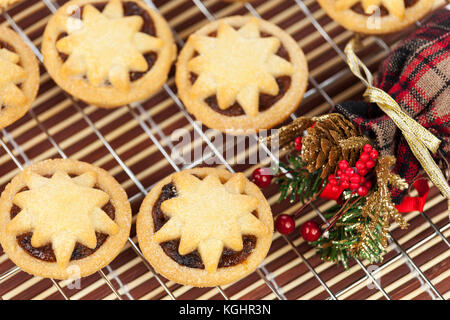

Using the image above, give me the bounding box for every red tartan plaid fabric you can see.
[336,8,450,203]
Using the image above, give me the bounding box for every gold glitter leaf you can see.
[361,156,409,232]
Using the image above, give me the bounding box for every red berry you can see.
[275,214,295,235]
[359,168,368,176]
[350,182,359,190]
[357,186,369,197]
[363,144,373,153]
[365,159,375,169]
[369,149,379,160]
[355,160,366,171]
[350,175,361,184]
[294,136,303,151]
[360,176,365,183]
[341,174,350,182]
[252,168,272,188]
[300,220,322,242]
[331,185,340,193]
[329,179,338,186]
[364,181,372,189]
[338,160,349,170]
[345,168,355,176]
[336,170,343,177]
[341,181,350,189]
[351,171,360,178]
[360,152,370,162]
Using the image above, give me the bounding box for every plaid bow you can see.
[336,8,450,203]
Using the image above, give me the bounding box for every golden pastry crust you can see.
[136,168,274,287]
[317,0,435,34]
[0,159,132,280]
[42,0,177,108]
[0,0,22,10]
[176,16,308,134]
[0,26,39,130]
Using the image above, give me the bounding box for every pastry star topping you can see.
[335,0,406,19]
[187,18,293,117]
[0,47,27,109]
[56,0,163,90]
[7,170,119,269]
[153,172,269,273]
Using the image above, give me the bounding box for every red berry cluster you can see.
[327,144,378,197]
[355,144,379,175]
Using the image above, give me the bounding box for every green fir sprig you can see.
[276,155,325,205]
[311,194,386,270]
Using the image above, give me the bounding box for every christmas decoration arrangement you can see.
[260,114,409,268]
[255,8,450,269]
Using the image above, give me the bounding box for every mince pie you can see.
[136,168,274,287]
[175,16,308,134]
[0,26,39,130]
[317,0,435,34]
[42,0,177,108]
[0,159,132,280]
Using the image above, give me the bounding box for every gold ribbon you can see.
[344,38,450,206]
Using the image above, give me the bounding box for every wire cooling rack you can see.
[0,0,448,300]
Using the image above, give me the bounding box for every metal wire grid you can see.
[0,0,447,300]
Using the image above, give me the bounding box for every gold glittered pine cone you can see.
[301,113,367,178]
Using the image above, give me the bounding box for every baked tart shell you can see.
[136,168,274,287]
[175,16,308,134]
[0,159,132,280]
[42,0,177,108]
[0,26,39,130]
[317,0,435,34]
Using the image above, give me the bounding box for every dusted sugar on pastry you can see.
[42,0,177,108]
[0,26,39,130]
[176,16,308,134]
[317,0,435,34]
[136,168,274,287]
[0,159,132,280]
